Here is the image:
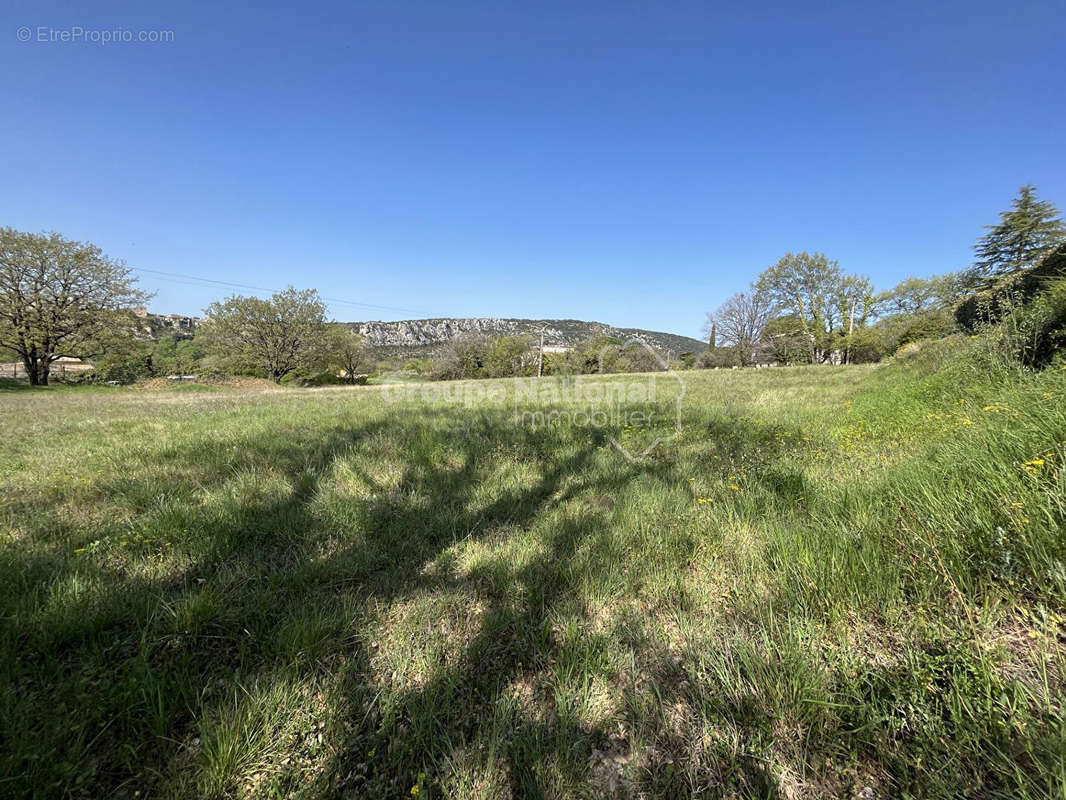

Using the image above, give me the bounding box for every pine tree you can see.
[973,185,1065,277]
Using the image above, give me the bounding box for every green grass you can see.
[2,345,1065,798]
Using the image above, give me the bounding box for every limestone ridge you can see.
[347,317,706,357]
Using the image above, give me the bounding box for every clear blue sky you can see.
[3,0,1064,338]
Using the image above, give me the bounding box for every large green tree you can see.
[973,185,1065,278]
[0,228,149,385]
[755,252,843,363]
[879,276,940,316]
[320,324,370,382]
[200,287,328,382]
[876,273,968,316]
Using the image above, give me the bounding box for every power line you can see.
[128,266,437,317]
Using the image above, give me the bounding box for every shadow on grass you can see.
[5,406,775,798]
[0,377,33,392]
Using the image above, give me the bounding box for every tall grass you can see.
[1,348,1064,798]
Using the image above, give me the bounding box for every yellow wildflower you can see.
[1021,459,1046,475]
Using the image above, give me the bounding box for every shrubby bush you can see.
[402,358,432,375]
[978,275,1066,368]
[693,347,740,368]
[483,336,538,378]
[151,336,205,375]
[542,335,669,376]
[87,338,154,384]
[856,309,958,363]
[430,337,490,380]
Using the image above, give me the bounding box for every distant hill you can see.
[346,317,706,358]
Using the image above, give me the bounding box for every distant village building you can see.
[157,313,200,332]
[136,308,201,333]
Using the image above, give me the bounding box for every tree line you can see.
[0,229,370,386]
[2,184,1063,385]
[705,184,1065,366]
[415,333,669,381]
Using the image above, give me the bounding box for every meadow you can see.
[2,340,1065,799]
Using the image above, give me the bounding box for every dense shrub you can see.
[980,275,1066,368]
[693,347,740,368]
[895,309,957,348]
[955,243,1066,332]
[151,336,205,375]
[89,345,154,384]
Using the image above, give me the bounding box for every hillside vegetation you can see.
[2,330,1065,798]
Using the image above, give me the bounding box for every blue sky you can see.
[3,0,1064,339]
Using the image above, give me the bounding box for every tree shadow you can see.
[0,377,34,392]
[3,397,917,798]
[2,406,685,798]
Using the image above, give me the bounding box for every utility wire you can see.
[129,266,438,317]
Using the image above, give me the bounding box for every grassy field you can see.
[2,342,1066,799]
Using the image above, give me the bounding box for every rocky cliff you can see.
[347,318,705,357]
